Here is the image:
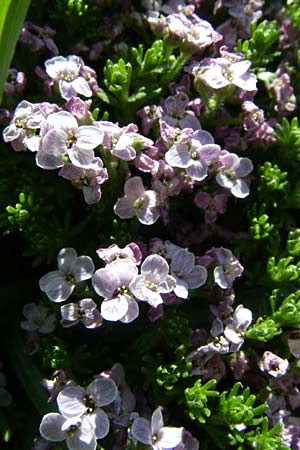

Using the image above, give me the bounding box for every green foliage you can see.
[286,0,300,27]
[246,317,282,341]
[245,418,289,450]
[235,20,281,70]
[267,256,300,282]
[218,382,267,429]
[143,313,193,393]
[156,345,192,391]
[249,208,275,240]
[247,289,300,341]
[0,0,31,104]
[287,229,300,256]
[258,162,289,195]
[0,188,71,265]
[275,117,300,161]
[273,290,300,327]
[97,40,189,120]
[185,379,218,423]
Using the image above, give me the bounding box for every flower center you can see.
[145,281,157,291]
[66,131,77,149]
[84,394,96,413]
[60,71,75,82]
[65,274,76,284]
[79,173,91,186]
[67,422,80,436]
[133,197,145,209]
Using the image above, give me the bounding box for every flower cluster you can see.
[39,364,194,450]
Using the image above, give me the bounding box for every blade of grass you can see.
[0,0,31,104]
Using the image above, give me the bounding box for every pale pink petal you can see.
[214,266,229,289]
[119,298,139,323]
[72,77,92,97]
[231,179,250,198]
[47,111,78,132]
[58,248,77,272]
[151,407,164,435]
[184,266,207,288]
[87,409,110,440]
[87,378,118,407]
[101,296,129,321]
[131,418,152,445]
[186,161,207,181]
[158,426,183,448]
[171,249,195,275]
[72,255,95,281]
[76,126,103,150]
[39,413,65,441]
[57,386,86,417]
[124,177,145,200]
[165,144,191,168]
[92,268,119,299]
[114,197,136,219]
[141,255,169,284]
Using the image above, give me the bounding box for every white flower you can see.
[37,111,103,169]
[45,55,92,100]
[131,407,183,450]
[39,413,97,450]
[39,248,95,303]
[114,177,160,225]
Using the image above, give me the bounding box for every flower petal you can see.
[131,418,152,445]
[39,413,65,442]
[87,378,118,407]
[57,386,86,417]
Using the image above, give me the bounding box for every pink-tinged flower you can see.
[216,152,253,198]
[92,259,139,323]
[131,407,183,450]
[96,242,142,265]
[65,97,92,121]
[187,47,257,92]
[114,177,160,225]
[3,100,44,151]
[60,299,102,329]
[4,68,26,96]
[21,303,56,333]
[207,247,244,289]
[223,305,252,348]
[174,429,199,450]
[269,71,296,115]
[20,21,59,55]
[165,9,222,53]
[39,413,97,450]
[58,158,108,204]
[165,129,221,181]
[194,191,228,223]
[162,93,201,130]
[57,378,118,439]
[129,254,176,307]
[97,121,153,162]
[41,370,75,403]
[170,248,207,299]
[45,55,92,100]
[258,351,289,378]
[37,111,103,169]
[39,248,95,303]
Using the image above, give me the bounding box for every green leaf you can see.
[0,0,31,104]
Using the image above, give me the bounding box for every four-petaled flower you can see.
[114,176,160,225]
[57,378,118,439]
[129,255,176,307]
[131,407,183,450]
[39,248,95,303]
